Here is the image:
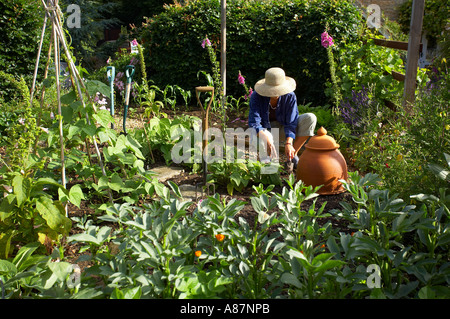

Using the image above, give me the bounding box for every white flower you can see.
[18,118,25,125]
[98,105,110,112]
[98,98,108,105]
[40,127,49,134]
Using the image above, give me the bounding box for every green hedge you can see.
[0,0,48,92]
[140,0,363,106]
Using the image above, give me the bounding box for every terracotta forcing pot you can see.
[296,127,348,195]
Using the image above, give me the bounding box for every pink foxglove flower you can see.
[238,73,245,85]
[321,31,334,48]
[244,87,253,100]
[131,39,139,46]
[201,38,211,48]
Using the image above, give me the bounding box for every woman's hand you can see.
[258,130,277,159]
[285,143,295,161]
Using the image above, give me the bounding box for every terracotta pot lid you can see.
[305,127,340,150]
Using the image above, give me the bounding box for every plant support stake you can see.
[34,0,114,204]
[403,0,425,111]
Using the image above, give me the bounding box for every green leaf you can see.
[0,259,17,277]
[96,226,111,243]
[167,180,182,198]
[85,80,111,98]
[48,261,73,282]
[35,177,63,189]
[280,273,302,288]
[93,109,114,128]
[12,242,40,271]
[227,183,234,196]
[12,174,24,207]
[0,230,15,259]
[68,233,100,246]
[58,187,69,203]
[126,135,145,159]
[123,287,142,299]
[286,248,308,261]
[35,197,72,235]
[0,194,17,218]
[108,173,123,192]
[82,123,97,137]
[60,90,77,105]
[68,122,83,139]
[61,105,74,122]
[69,184,84,208]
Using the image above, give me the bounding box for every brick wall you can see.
[355,0,408,21]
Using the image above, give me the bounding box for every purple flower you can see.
[201,38,211,48]
[338,86,372,132]
[131,39,139,46]
[321,31,334,48]
[130,56,138,65]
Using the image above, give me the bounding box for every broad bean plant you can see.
[1,172,448,299]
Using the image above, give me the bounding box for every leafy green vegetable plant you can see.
[0,168,82,258]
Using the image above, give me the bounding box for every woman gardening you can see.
[248,67,317,173]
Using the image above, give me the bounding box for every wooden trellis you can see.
[30,0,114,212]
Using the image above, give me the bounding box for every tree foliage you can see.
[0,0,48,87]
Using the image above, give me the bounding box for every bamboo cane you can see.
[30,11,48,108]
[40,0,113,203]
[50,8,67,215]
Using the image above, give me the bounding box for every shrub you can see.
[139,0,363,106]
[0,0,48,89]
[345,63,449,198]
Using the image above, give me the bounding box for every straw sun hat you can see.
[254,67,296,97]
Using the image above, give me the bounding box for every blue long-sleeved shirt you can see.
[248,91,299,139]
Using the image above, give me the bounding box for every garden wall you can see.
[354,0,408,21]
[140,0,363,106]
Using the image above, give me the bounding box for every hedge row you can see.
[0,0,48,100]
[140,0,363,106]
